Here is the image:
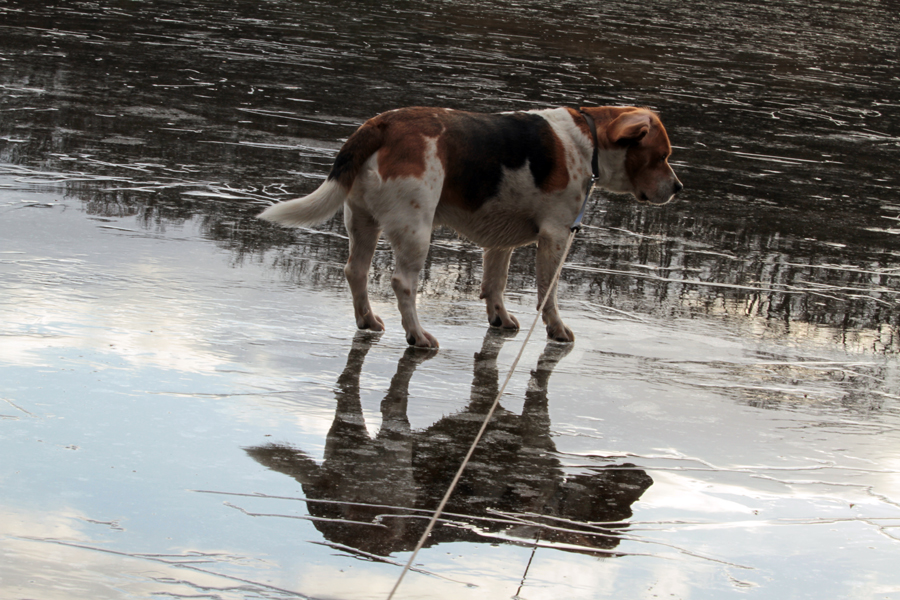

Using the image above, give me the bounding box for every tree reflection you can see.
[246,329,652,557]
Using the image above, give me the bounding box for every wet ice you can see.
[1,1,899,599]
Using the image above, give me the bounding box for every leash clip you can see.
[570,179,597,233]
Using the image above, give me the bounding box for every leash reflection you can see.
[245,330,652,557]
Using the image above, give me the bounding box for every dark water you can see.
[1,1,899,599]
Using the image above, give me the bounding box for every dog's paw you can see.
[546,321,575,343]
[357,312,386,332]
[489,312,520,330]
[406,330,440,349]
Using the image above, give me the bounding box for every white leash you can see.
[386,178,597,599]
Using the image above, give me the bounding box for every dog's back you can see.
[259,107,574,228]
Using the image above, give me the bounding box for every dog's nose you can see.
[673,180,684,194]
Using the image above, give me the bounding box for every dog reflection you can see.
[246,330,651,556]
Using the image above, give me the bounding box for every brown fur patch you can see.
[580,107,668,151]
[537,124,569,193]
[327,122,385,189]
[374,108,445,181]
[566,107,592,140]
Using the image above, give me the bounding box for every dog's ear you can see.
[608,111,651,145]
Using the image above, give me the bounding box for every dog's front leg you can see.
[481,247,520,331]
[536,228,575,343]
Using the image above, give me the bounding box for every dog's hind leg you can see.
[481,247,520,330]
[344,205,385,332]
[384,219,439,349]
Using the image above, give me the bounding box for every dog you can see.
[259,106,682,348]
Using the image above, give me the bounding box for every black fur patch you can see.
[327,121,385,188]
[440,112,561,210]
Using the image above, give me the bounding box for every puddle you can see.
[1,2,899,599]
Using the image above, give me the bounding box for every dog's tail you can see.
[257,178,349,227]
[258,120,385,227]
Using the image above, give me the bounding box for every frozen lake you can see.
[1,2,899,598]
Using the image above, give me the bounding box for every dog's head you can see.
[592,107,683,205]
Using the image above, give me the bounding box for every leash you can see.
[515,531,542,598]
[385,112,600,600]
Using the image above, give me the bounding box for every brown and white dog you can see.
[259,106,682,348]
